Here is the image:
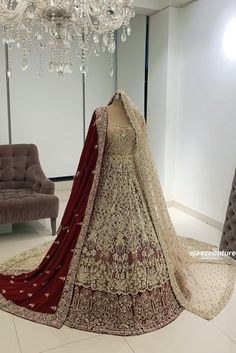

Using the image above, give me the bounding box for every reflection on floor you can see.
[0,185,235,353]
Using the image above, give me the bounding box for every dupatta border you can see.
[0,107,108,328]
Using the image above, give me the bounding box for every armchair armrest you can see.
[39,178,55,194]
[26,165,55,194]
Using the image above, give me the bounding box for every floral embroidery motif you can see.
[65,283,183,335]
[76,123,169,294]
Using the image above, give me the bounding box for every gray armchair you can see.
[0,144,59,235]
[220,168,236,259]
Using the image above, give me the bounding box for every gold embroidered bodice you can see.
[75,123,170,294]
[106,123,136,155]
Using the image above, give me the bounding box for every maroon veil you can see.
[0,107,108,327]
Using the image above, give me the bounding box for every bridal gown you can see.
[64,121,184,334]
[0,91,235,336]
[0,119,183,335]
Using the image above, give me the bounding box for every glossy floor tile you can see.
[124,311,236,353]
[37,335,134,353]
[14,316,100,353]
[0,311,21,353]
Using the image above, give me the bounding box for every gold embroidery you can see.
[65,283,183,335]
[76,123,169,294]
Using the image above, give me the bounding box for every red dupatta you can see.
[0,107,108,328]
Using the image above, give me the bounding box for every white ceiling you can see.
[134,0,197,15]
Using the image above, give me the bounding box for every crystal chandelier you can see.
[0,1,135,77]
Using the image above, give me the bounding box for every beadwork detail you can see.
[76,123,170,294]
[65,284,183,335]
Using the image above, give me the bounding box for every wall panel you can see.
[117,15,146,114]
[147,10,169,187]
[10,43,83,178]
[85,49,116,131]
[174,0,236,222]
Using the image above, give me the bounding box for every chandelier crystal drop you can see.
[0,0,135,77]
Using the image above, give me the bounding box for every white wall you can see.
[117,15,146,114]
[175,0,236,223]
[0,40,8,145]
[85,49,116,132]
[148,0,236,224]
[6,41,115,178]
[148,7,180,195]
[9,43,83,178]
[164,8,180,200]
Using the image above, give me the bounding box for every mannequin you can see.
[107,93,132,126]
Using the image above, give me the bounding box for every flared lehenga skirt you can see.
[0,122,183,335]
[64,145,183,335]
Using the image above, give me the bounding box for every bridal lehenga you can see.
[0,90,235,335]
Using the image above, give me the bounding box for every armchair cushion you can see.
[0,189,58,224]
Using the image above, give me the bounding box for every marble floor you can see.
[0,183,235,353]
